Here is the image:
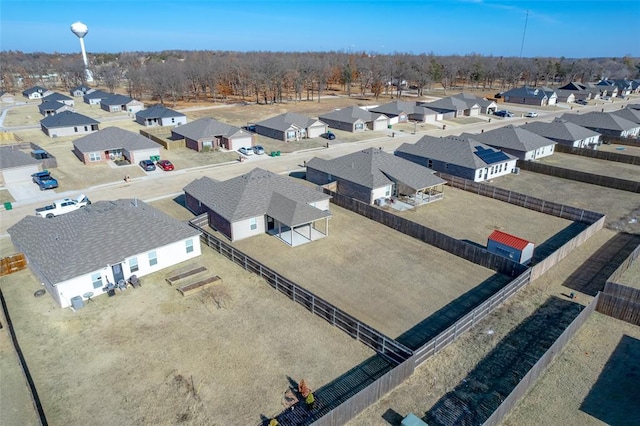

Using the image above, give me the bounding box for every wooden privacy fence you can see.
[139,129,185,150]
[554,143,640,165]
[516,160,640,193]
[0,253,27,277]
[326,190,527,277]
[601,135,640,147]
[596,282,640,326]
[188,214,413,365]
[483,293,599,426]
[606,240,640,284]
[437,173,604,224]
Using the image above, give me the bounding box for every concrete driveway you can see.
[6,180,56,203]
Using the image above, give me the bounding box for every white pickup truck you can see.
[35,194,91,218]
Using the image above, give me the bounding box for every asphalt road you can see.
[0,97,633,238]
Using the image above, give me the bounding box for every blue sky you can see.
[1,0,639,57]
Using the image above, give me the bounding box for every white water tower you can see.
[70,21,93,82]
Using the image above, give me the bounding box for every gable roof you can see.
[43,92,73,102]
[40,110,99,128]
[306,148,446,191]
[502,86,550,100]
[23,86,48,96]
[172,117,246,140]
[396,135,516,169]
[466,125,556,153]
[7,199,200,284]
[255,112,324,131]
[421,95,480,112]
[70,85,92,93]
[136,104,186,119]
[561,112,640,132]
[184,168,331,224]
[319,106,387,124]
[488,230,532,250]
[38,100,68,113]
[101,94,135,106]
[521,119,600,142]
[369,100,416,116]
[0,146,41,169]
[83,89,112,100]
[73,127,161,153]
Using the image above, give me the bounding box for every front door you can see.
[111,263,125,284]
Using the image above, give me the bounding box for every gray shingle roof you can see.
[136,104,186,119]
[502,86,550,100]
[23,86,47,96]
[0,146,41,169]
[255,112,323,132]
[83,90,111,101]
[7,199,200,284]
[610,108,640,125]
[40,111,99,128]
[421,95,479,111]
[267,192,330,227]
[561,112,640,131]
[38,100,67,113]
[70,85,92,93]
[183,168,331,223]
[319,106,386,124]
[306,148,445,191]
[101,94,134,105]
[396,135,516,169]
[369,100,416,116]
[172,117,245,140]
[467,125,556,153]
[73,127,161,153]
[521,119,600,142]
[43,92,73,102]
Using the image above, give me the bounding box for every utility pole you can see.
[519,10,529,58]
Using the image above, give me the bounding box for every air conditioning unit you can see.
[512,167,520,175]
[374,198,386,206]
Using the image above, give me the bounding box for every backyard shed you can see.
[487,230,534,265]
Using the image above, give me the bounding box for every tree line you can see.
[1,50,638,105]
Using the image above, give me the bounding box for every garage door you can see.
[2,165,40,184]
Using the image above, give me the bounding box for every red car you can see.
[156,160,174,171]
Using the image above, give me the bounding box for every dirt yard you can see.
[0,243,374,425]
[232,203,512,343]
[538,152,640,182]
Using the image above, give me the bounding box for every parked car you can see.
[35,194,91,218]
[320,132,336,140]
[575,99,588,105]
[252,145,265,155]
[31,171,58,190]
[238,146,253,156]
[156,160,174,171]
[525,111,538,118]
[494,110,513,118]
[139,159,156,171]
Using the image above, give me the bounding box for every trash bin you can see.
[3,202,12,211]
[70,296,84,310]
[388,124,392,129]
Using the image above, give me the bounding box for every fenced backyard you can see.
[554,143,640,165]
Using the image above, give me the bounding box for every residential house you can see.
[22,86,50,100]
[100,94,144,113]
[254,112,327,141]
[306,148,446,207]
[450,93,498,115]
[561,112,640,138]
[70,85,94,97]
[610,107,640,125]
[83,89,112,105]
[395,134,518,182]
[0,91,15,103]
[521,119,601,150]
[319,106,389,132]
[554,90,576,104]
[135,104,187,127]
[594,81,619,98]
[38,100,72,116]
[556,82,594,102]
[419,94,481,118]
[369,100,441,124]
[73,127,162,165]
[8,199,202,308]
[42,92,75,106]
[598,79,633,98]
[184,168,331,246]
[0,146,42,186]
[466,125,556,161]
[501,86,557,106]
[487,230,534,265]
[40,111,100,138]
[171,117,254,152]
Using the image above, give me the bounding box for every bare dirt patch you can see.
[0,244,374,425]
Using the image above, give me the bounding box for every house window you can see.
[84,126,88,131]
[355,122,364,131]
[148,251,158,267]
[89,152,101,162]
[91,273,102,289]
[250,218,257,231]
[74,126,78,132]
[186,239,194,253]
[129,257,139,273]
[385,186,391,197]
[427,159,433,168]
[445,163,449,170]
[171,118,175,123]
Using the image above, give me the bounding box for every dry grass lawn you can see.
[617,260,640,288]
[0,244,374,425]
[598,143,640,156]
[538,152,640,182]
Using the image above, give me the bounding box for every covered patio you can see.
[266,192,331,247]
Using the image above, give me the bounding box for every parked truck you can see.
[31,170,58,191]
[35,194,91,218]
